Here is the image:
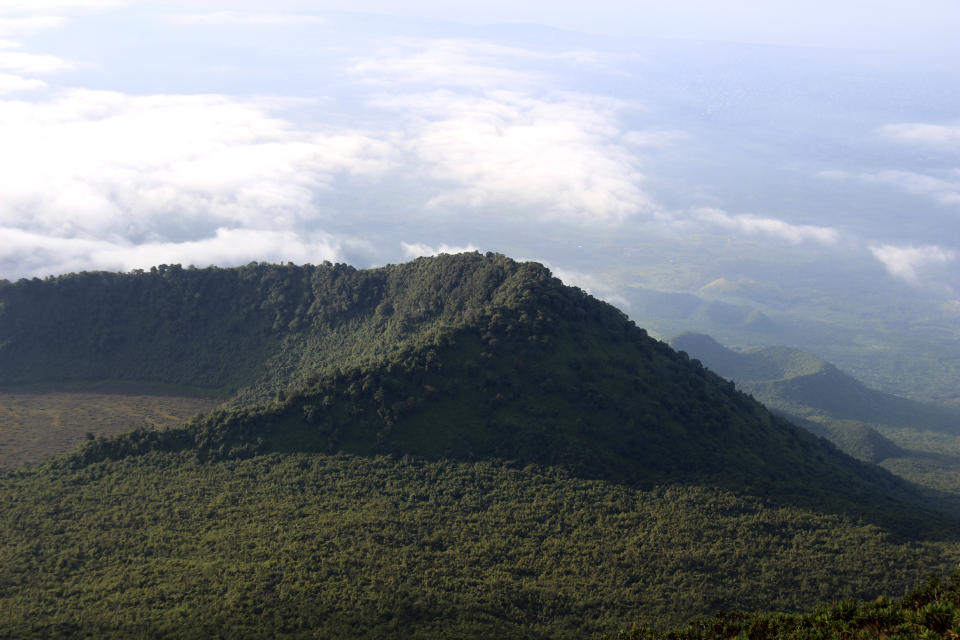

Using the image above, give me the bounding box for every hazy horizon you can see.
[1,1,957,375]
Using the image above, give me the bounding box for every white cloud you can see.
[695,208,839,245]
[871,170,960,205]
[0,16,65,38]
[350,38,596,89]
[0,0,129,13]
[622,129,688,148]
[0,71,44,92]
[0,50,71,73]
[376,90,652,224]
[881,122,960,148]
[870,243,957,284]
[0,89,396,241]
[172,11,326,26]
[351,38,652,226]
[401,242,480,259]
[548,265,629,309]
[0,226,346,278]
[821,169,960,206]
[0,32,657,278]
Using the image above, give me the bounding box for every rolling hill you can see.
[670,332,960,501]
[670,332,960,432]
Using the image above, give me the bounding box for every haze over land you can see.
[1,1,958,401]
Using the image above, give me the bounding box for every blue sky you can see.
[0,1,958,335]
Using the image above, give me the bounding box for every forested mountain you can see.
[1,255,561,403]
[2,253,960,637]
[1,253,941,529]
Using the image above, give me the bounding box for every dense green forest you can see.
[3,253,960,637]
[0,254,582,404]
[3,452,958,638]
[43,256,948,534]
[603,570,960,639]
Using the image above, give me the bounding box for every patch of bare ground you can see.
[0,389,222,468]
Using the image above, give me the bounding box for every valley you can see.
[671,332,960,507]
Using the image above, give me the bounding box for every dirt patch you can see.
[0,390,222,468]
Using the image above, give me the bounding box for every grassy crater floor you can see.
[2,452,958,639]
[0,389,221,468]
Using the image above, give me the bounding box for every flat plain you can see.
[0,389,221,468]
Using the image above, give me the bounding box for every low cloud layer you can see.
[390,91,652,224]
[0,72,45,93]
[0,4,957,329]
[881,122,960,148]
[870,243,956,284]
[695,208,839,245]
[822,169,960,207]
[0,89,394,242]
[0,226,349,278]
[547,265,630,310]
[0,31,672,279]
[172,11,327,26]
[355,39,654,225]
[351,39,549,89]
[0,1,129,12]
[401,242,480,259]
[0,50,71,73]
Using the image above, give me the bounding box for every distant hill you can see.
[671,333,960,432]
[669,334,960,505]
[624,286,779,336]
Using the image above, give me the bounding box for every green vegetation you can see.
[671,332,960,502]
[670,333,960,432]
[4,254,960,637]
[0,254,575,404]
[619,261,960,407]
[2,452,958,639]
[59,261,949,536]
[604,570,960,640]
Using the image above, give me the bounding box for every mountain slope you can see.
[671,333,960,432]
[4,256,927,535]
[0,255,563,403]
[4,254,960,637]
[1,255,953,530]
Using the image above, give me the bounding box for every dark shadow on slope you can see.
[69,314,960,542]
[10,255,953,540]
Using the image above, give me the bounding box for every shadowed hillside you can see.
[1,256,571,403]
